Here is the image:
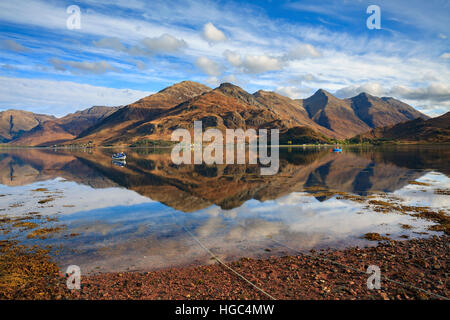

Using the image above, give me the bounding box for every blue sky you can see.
[0,0,449,117]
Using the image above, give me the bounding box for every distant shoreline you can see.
[1,142,450,149]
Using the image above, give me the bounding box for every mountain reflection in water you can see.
[0,146,448,273]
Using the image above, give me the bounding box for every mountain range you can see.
[0,81,439,147]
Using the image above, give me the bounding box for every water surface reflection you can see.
[0,146,448,273]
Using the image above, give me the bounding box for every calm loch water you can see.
[0,146,449,274]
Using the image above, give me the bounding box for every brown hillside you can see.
[98,83,343,145]
[301,89,370,138]
[355,112,450,143]
[0,110,55,142]
[10,106,118,146]
[348,93,429,128]
[109,87,281,144]
[253,90,339,138]
[74,81,211,144]
[9,121,76,146]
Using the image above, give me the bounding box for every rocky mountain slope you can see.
[348,93,428,128]
[298,90,428,138]
[0,110,55,142]
[10,106,119,146]
[353,112,450,143]
[300,89,370,138]
[75,81,212,145]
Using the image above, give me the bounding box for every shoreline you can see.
[3,236,447,300]
[68,236,450,300]
[1,143,450,150]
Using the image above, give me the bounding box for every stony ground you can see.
[3,236,446,300]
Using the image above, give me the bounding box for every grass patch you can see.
[408,181,431,186]
[434,188,450,196]
[0,240,63,299]
[12,222,38,230]
[38,197,54,204]
[26,227,66,239]
[362,233,391,241]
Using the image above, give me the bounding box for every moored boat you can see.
[112,152,127,160]
[112,159,126,167]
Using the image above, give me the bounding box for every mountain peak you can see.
[134,81,211,108]
[216,82,244,92]
[313,89,333,97]
[305,89,337,103]
[253,89,279,97]
[215,82,264,107]
[158,80,211,94]
[353,92,376,100]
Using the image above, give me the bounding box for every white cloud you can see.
[275,86,311,99]
[241,55,283,74]
[284,44,322,60]
[205,74,239,87]
[0,77,152,117]
[335,83,386,98]
[2,64,16,71]
[92,34,187,57]
[0,178,155,217]
[224,51,283,74]
[49,58,118,74]
[222,74,237,83]
[301,74,317,82]
[82,0,146,10]
[195,56,221,76]
[223,50,242,66]
[440,53,450,59]
[135,61,146,70]
[205,76,220,87]
[287,73,320,86]
[336,82,450,104]
[202,22,227,43]
[286,2,348,19]
[92,37,127,52]
[390,83,450,102]
[0,39,29,52]
[138,33,187,54]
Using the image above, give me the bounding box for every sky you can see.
[0,0,449,117]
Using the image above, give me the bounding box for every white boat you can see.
[112,159,126,167]
[112,152,126,160]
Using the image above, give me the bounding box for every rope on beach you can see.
[170,213,277,300]
[269,238,449,300]
[171,211,447,300]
